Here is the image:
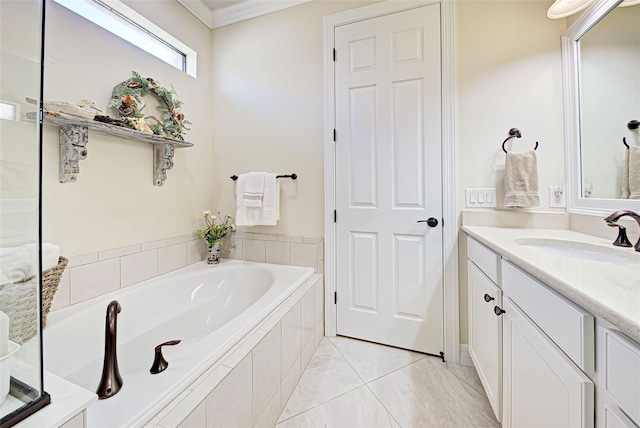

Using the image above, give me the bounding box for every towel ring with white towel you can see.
[502,128,540,209]
[233,172,297,226]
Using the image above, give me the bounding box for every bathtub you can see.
[43,259,314,427]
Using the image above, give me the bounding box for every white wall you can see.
[42,0,214,256]
[209,0,376,239]
[455,0,567,343]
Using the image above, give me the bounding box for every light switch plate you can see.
[466,188,497,208]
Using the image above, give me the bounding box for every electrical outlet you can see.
[549,185,566,207]
[465,188,497,208]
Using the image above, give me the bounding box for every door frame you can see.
[323,0,458,362]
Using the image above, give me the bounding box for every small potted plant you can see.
[197,211,235,264]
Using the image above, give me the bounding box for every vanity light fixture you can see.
[547,0,597,19]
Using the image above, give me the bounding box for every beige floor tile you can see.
[444,361,485,395]
[277,338,363,422]
[329,336,426,383]
[277,386,399,428]
[368,357,499,428]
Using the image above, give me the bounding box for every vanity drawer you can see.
[501,260,594,374]
[467,237,500,284]
[602,328,640,425]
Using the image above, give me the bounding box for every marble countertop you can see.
[461,226,640,343]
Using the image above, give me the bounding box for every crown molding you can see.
[177,0,313,29]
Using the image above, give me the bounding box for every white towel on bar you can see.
[242,172,266,207]
[235,173,280,226]
[504,150,540,208]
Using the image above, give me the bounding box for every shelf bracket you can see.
[59,125,89,183]
[153,143,174,186]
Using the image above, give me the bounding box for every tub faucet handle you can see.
[150,340,181,375]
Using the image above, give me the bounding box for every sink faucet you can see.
[604,210,640,252]
[96,301,123,399]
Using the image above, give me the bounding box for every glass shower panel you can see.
[0,0,50,425]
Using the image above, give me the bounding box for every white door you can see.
[334,4,443,355]
[502,297,594,428]
[468,261,502,422]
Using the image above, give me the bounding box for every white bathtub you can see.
[44,259,314,427]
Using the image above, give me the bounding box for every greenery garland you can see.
[109,71,191,141]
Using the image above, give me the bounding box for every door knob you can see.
[484,293,495,302]
[417,218,439,227]
[494,306,506,316]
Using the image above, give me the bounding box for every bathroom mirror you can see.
[0,0,51,425]
[562,0,640,215]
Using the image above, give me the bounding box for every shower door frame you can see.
[322,0,459,363]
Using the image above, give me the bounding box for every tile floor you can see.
[276,336,499,428]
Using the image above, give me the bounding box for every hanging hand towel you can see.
[243,172,266,207]
[621,148,631,199]
[628,146,640,199]
[235,173,280,226]
[504,150,540,208]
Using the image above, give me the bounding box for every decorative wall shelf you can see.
[29,111,194,186]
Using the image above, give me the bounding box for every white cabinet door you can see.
[502,297,594,428]
[468,261,502,422]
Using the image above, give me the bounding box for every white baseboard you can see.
[459,344,473,367]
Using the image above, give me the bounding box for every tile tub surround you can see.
[144,274,324,428]
[50,233,323,312]
[224,233,324,274]
[462,226,640,342]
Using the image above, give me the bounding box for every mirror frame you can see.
[561,0,640,216]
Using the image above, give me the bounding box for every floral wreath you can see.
[109,71,191,140]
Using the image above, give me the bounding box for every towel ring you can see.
[623,137,629,149]
[502,128,538,153]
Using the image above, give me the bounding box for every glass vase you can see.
[207,241,221,264]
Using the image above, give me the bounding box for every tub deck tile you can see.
[160,365,232,428]
[255,387,282,428]
[261,305,292,332]
[143,389,191,428]
[223,329,268,368]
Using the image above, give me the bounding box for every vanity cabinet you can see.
[467,237,502,422]
[501,260,595,428]
[596,323,640,428]
[467,237,595,427]
[502,296,594,427]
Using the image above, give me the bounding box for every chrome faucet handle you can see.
[150,340,181,374]
[606,222,633,247]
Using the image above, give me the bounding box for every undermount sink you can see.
[515,238,640,264]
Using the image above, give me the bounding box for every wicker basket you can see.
[0,256,68,344]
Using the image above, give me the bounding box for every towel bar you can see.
[230,173,297,181]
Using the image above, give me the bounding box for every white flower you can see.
[202,210,211,217]
[212,215,217,220]
[231,224,236,231]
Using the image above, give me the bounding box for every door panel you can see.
[350,231,378,313]
[335,4,443,354]
[393,78,424,208]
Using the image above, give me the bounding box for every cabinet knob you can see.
[494,306,505,316]
[484,293,495,302]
